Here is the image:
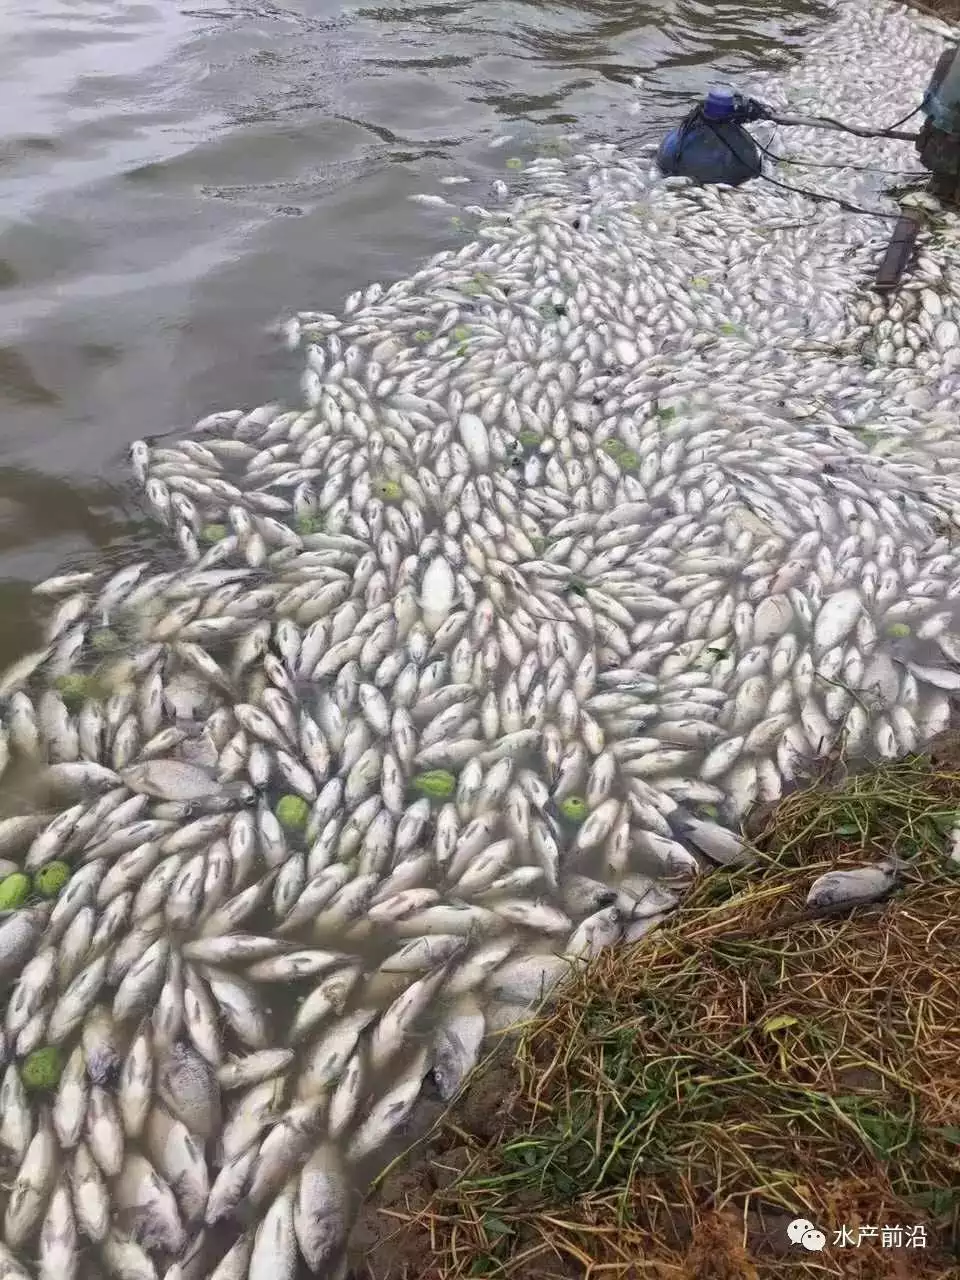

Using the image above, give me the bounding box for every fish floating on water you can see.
[0,0,958,1275]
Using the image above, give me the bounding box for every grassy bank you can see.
[349,741,960,1279]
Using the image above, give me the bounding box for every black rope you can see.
[738,102,928,187]
[699,115,904,221]
[882,104,925,131]
[751,132,922,178]
[617,100,924,152]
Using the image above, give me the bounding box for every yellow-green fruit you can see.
[22,1046,63,1092]
[618,449,639,471]
[452,326,471,342]
[518,430,541,448]
[201,524,227,543]
[295,515,322,535]
[376,480,403,503]
[886,622,911,638]
[275,795,310,833]
[558,795,588,824]
[35,861,70,899]
[412,770,456,799]
[601,439,624,458]
[55,674,93,711]
[0,872,30,910]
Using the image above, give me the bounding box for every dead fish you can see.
[113,1151,186,1255]
[432,996,485,1100]
[249,1181,297,1280]
[805,859,900,910]
[121,759,228,803]
[293,1144,351,1272]
[666,805,752,867]
[157,1041,222,1141]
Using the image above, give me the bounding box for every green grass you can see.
[380,757,960,1279]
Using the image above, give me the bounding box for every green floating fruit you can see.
[412,769,456,800]
[452,326,471,342]
[0,872,30,911]
[90,629,119,653]
[275,795,310,833]
[21,1046,63,1092]
[567,576,588,597]
[35,860,70,900]
[618,450,639,472]
[528,536,547,554]
[295,515,323,535]
[414,329,433,343]
[518,430,542,449]
[887,622,912,638]
[600,439,624,458]
[55,674,95,711]
[558,795,588,824]
[201,524,227,544]
[375,479,403,503]
[505,157,523,170]
[690,276,710,289]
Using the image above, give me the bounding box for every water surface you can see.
[0,0,827,651]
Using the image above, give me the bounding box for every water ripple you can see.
[0,0,827,657]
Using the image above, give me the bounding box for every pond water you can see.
[0,0,826,658]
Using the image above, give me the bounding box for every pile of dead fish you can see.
[0,1,959,1277]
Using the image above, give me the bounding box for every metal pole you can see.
[874,214,921,292]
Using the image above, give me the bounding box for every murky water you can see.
[0,0,826,649]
